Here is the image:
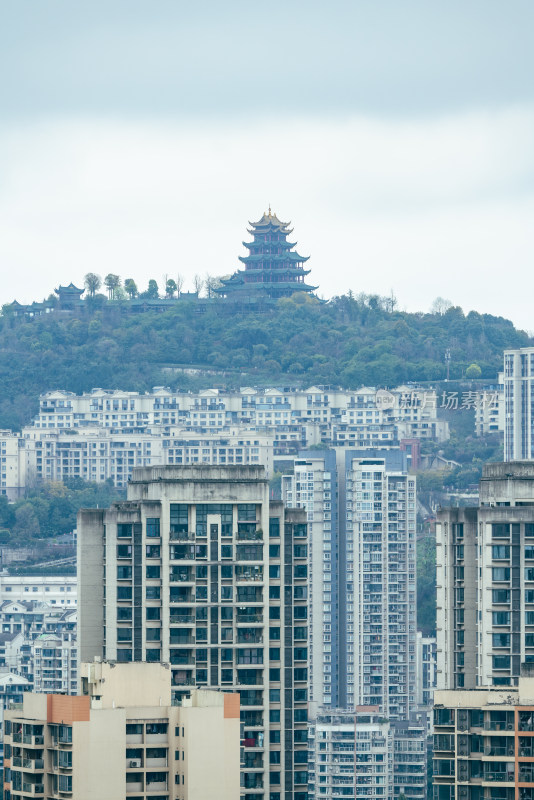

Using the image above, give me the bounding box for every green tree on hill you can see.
[84,273,101,297]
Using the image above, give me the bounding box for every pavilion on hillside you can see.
[215,209,318,300]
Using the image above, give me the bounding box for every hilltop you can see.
[0,291,530,430]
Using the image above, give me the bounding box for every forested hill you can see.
[0,292,530,430]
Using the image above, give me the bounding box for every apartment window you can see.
[146,586,160,600]
[146,518,161,538]
[117,566,132,580]
[58,775,72,793]
[238,504,256,521]
[118,587,132,600]
[146,565,161,579]
[146,607,161,620]
[492,612,510,625]
[492,523,510,539]
[117,524,133,538]
[492,633,510,647]
[117,607,132,621]
[493,589,510,603]
[493,568,510,581]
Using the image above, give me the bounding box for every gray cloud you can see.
[1,0,534,119]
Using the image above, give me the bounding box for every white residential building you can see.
[0,575,77,607]
[415,633,437,710]
[32,632,77,695]
[504,347,534,460]
[308,707,394,800]
[473,379,504,437]
[345,451,417,719]
[33,386,446,438]
[0,671,29,709]
[282,450,338,707]
[0,385,449,496]
[0,430,31,500]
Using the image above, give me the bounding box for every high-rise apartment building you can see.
[3,660,240,800]
[416,634,437,710]
[282,450,339,707]
[307,707,394,800]
[504,346,534,460]
[436,461,534,691]
[307,707,426,800]
[344,451,417,717]
[283,448,417,717]
[391,715,427,800]
[78,464,308,800]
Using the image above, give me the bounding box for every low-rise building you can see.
[3,660,240,800]
[433,675,534,800]
[0,672,29,710]
[0,598,78,694]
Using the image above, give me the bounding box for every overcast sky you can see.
[1,1,533,329]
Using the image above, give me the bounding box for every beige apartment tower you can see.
[436,462,534,691]
[3,660,240,800]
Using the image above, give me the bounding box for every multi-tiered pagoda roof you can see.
[216,209,317,300]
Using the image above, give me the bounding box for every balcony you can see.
[170,531,194,542]
[237,630,264,644]
[235,568,263,583]
[242,734,265,748]
[169,612,194,624]
[169,633,194,645]
[485,745,515,757]
[483,771,515,783]
[12,757,45,771]
[21,782,45,796]
[237,528,263,542]
[236,612,263,625]
[168,568,193,583]
[484,720,514,732]
[242,753,263,769]
[168,586,193,601]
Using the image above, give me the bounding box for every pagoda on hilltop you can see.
[215,209,317,300]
